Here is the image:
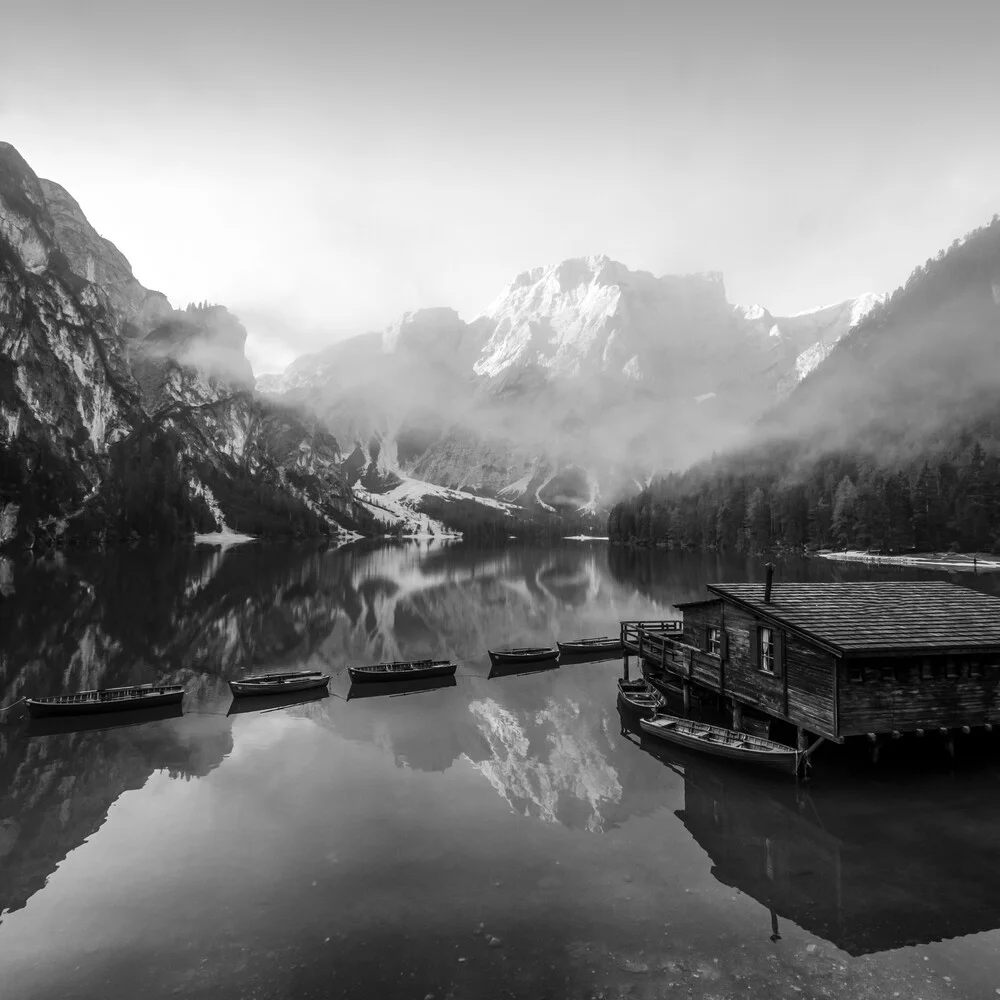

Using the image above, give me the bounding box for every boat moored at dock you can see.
[616,677,667,717]
[639,714,800,774]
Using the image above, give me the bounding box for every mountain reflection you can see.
[0,539,676,920]
[0,713,232,919]
[7,540,999,959]
[465,695,622,831]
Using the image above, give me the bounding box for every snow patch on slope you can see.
[355,475,523,536]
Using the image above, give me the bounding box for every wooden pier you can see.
[621,570,1000,765]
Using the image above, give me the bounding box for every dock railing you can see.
[620,620,684,649]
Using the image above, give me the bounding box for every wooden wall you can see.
[720,604,837,739]
[672,602,838,737]
[837,655,1000,735]
[668,601,1000,737]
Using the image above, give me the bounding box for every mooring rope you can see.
[0,697,26,719]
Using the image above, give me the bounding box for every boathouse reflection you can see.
[669,752,1000,955]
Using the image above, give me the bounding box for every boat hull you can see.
[347,661,456,683]
[488,648,559,666]
[229,674,330,697]
[639,715,799,774]
[557,639,623,655]
[26,686,185,719]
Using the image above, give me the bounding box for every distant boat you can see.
[557,636,623,655]
[639,714,800,774]
[488,646,559,666]
[347,659,456,683]
[616,677,667,717]
[229,670,330,698]
[25,684,185,719]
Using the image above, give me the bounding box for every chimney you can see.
[764,563,774,604]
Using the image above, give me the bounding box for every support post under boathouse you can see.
[621,574,1000,761]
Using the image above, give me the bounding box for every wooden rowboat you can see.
[639,714,800,774]
[488,646,559,666]
[25,684,185,719]
[229,670,330,698]
[557,636,623,655]
[616,677,667,717]
[347,659,456,683]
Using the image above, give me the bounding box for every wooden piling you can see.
[731,699,744,732]
[682,680,691,715]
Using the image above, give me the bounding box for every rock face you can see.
[0,143,141,504]
[262,255,879,511]
[38,178,172,337]
[0,142,366,545]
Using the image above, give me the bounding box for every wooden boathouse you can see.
[621,568,1000,759]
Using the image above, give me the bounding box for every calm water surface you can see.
[2,541,1000,999]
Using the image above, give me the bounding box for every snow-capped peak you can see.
[472,256,731,380]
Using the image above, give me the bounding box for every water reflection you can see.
[3,538,1000,986]
[619,700,1000,956]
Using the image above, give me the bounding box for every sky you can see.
[3,0,1000,375]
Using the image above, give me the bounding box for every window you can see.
[760,627,775,674]
[921,661,933,681]
[970,661,983,678]
[848,666,864,683]
[707,627,721,656]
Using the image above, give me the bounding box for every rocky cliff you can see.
[0,142,368,547]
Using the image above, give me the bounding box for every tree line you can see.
[609,437,1000,555]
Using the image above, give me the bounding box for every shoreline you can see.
[814,549,1000,572]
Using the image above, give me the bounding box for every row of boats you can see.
[616,676,803,775]
[19,634,624,719]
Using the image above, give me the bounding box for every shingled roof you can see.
[701,581,1000,657]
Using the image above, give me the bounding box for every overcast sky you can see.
[4,0,1000,374]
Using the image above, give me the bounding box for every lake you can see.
[2,540,1000,999]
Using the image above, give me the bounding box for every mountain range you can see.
[258,256,881,519]
[0,139,909,546]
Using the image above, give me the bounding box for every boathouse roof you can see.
[694,581,1000,657]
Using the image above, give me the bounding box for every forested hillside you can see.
[609,215,1000,554]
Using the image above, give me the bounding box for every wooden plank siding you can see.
[627,603,838,739]
[720,605,837,739]
[837,655,1000,735]
[631,582,1000,740]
